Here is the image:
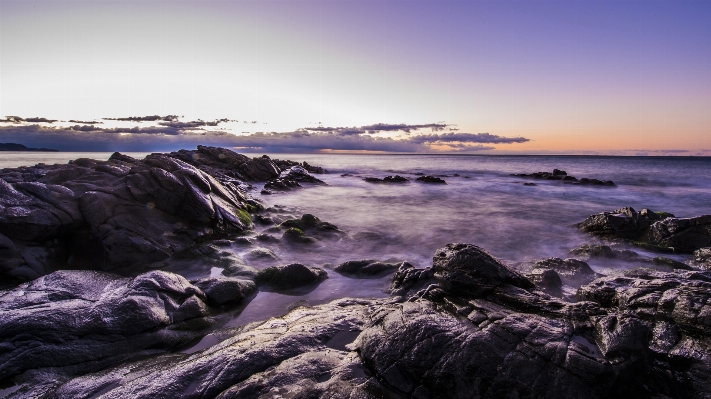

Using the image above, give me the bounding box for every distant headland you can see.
[0,143,58,152]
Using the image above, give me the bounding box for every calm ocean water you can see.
[3,152,711,329]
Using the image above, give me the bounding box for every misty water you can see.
[3,152,711,351]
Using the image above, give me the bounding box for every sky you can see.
[0,0,709,154]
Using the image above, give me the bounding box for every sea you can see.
[3,152,711,350]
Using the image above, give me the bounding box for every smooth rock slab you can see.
[0,270,213,380]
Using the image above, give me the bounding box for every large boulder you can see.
[0,149,275,280]
[0,270,213,380]
[578,207,662,239]
[255,263,328,290]
[645,215,711,253]
[432,243,533,296]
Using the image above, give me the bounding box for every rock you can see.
[263,178,301,191]
[334,259,403,278]
[523,182,537,186]
[569,244,640,261]
[282,227,318,245]
[692,247,711,270]
[21,299,383,399]
[0,270,212,381]
[432,243,534,297]
[255,233,279,243]
[389,262,435,297]
[10,243,711,398]
[256,263,328,290]
[280,213,343,238]
[415,175,446,184]
[193,277,257,306]
[0,148,264,280]
[243,247,279,263]
[533,258,598,287]
[222,263,259,279]
[645,215,711,253]
[528,268,563,297]
[512,170,614,186]
[578,207,662,239]
[365,175,409,183]
[260,189,272,195]
[650,256,693,270]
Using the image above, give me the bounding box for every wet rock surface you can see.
[511,169,615,186]
[334,259,404,278]
[3,243,711,398]
[532,257,599,287]
[579,207,710,253]
[255,263,328,290]
[0,147,328,282]
[0,270,215,381]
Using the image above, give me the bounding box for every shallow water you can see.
[3,152,711,335]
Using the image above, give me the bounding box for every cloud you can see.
[0,116,57,124]
[157,118,230,129]
[304,123,448,136]
[0,122,528,153]
[103,115,180,122]
[68,120,103,125]
[407,132,530,145]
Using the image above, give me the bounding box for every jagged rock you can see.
[528,268,563,297]
[0,270,213,381]
[533,258,598,287]
[0,149,263,280]
[263,178,301,191]
[692,247,711,270]
[415,175,446,184]
[334,259,403,278]
[645,215,711,253]
[432,243,534,296]
[389,262,435,297]
[192,277,256,306]
[579,208,711,253]
[578,207,663,239]
[256,263,328,290]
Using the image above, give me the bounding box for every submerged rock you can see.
[334,259,404,277]
[256,263,328,290]
[511,169,615,186]
[415,175,446,184]
[279,213,343,238]
[364,175,409,184]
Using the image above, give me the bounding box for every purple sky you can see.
[0,0,709,154]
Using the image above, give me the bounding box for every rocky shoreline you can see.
[1,148,711,398]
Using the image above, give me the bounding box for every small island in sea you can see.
[0,143,58,152]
